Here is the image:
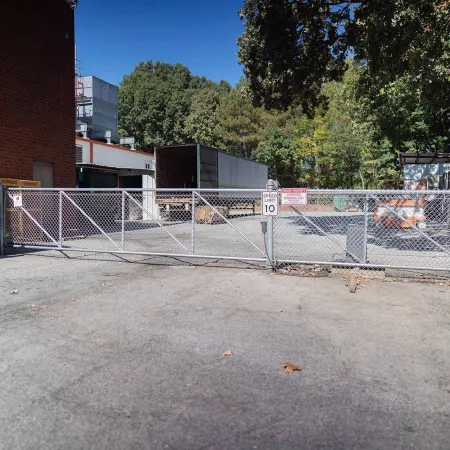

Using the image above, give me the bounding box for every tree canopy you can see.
[118,61,230,151]
[238,1,449,104]
[237,0,450,149]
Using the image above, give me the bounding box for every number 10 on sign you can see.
[262,191,278,216]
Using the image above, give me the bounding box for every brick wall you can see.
[0,0,76,187]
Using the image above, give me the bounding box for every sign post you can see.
[262,180,278,271]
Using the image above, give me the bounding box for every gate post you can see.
[121,191,125,251]
[59,191,63,248]
[363,194,369,263]
[266,179,276,270]
[0,181,4,257]
[191,191,195,255]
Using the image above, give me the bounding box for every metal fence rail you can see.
[3,186,450,273]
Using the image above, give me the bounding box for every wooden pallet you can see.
[194,206,228,224]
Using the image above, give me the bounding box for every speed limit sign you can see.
[262,191,278,216]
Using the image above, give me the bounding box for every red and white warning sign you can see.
[281,188,307,206]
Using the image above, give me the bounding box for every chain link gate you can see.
[3,186,450,274]
[3,188,267,264]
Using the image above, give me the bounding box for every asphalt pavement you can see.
[1,253,450,449]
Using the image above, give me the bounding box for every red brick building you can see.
[0,0,76,187]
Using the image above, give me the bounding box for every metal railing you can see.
[3,185,450,273]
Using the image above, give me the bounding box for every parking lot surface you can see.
[1,254,450,449]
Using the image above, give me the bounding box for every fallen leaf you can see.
[283,361,303,373]
[222,350,233,357]
[31,304,48,309]
[11,289,18,295]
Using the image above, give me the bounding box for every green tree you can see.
[118,61,227,151]
[237,0,349,111]
[253,127,299,187]
[184,84,230,147]
[353,1,450,151]
[294,115,328,187]
[214,81,302,158]
[293,63,396,189]
[321,65,397,188]
[238,1,450,148]
[214,90,264,158]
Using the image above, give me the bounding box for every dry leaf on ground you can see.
[283,362,303,373]
[222,350,233,357]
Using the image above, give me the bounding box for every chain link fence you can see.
[274,189,450,273]
[3,187,450,274]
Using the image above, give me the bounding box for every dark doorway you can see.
[119,175,142,189]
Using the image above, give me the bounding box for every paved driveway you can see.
[1,254,450,449]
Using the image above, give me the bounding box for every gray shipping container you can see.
[155,144,268,189]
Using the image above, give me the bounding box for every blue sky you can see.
[75,0,245,87]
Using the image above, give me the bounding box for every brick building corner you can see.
[0,0,76,187]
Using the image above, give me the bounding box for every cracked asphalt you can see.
[1,253,450,449]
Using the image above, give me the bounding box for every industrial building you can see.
[76,137,155,189]
[75,137,158,220]
[76,75,136,148]
[0,0,76,187]
[76,76,118,144]
[74,71,152,191]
